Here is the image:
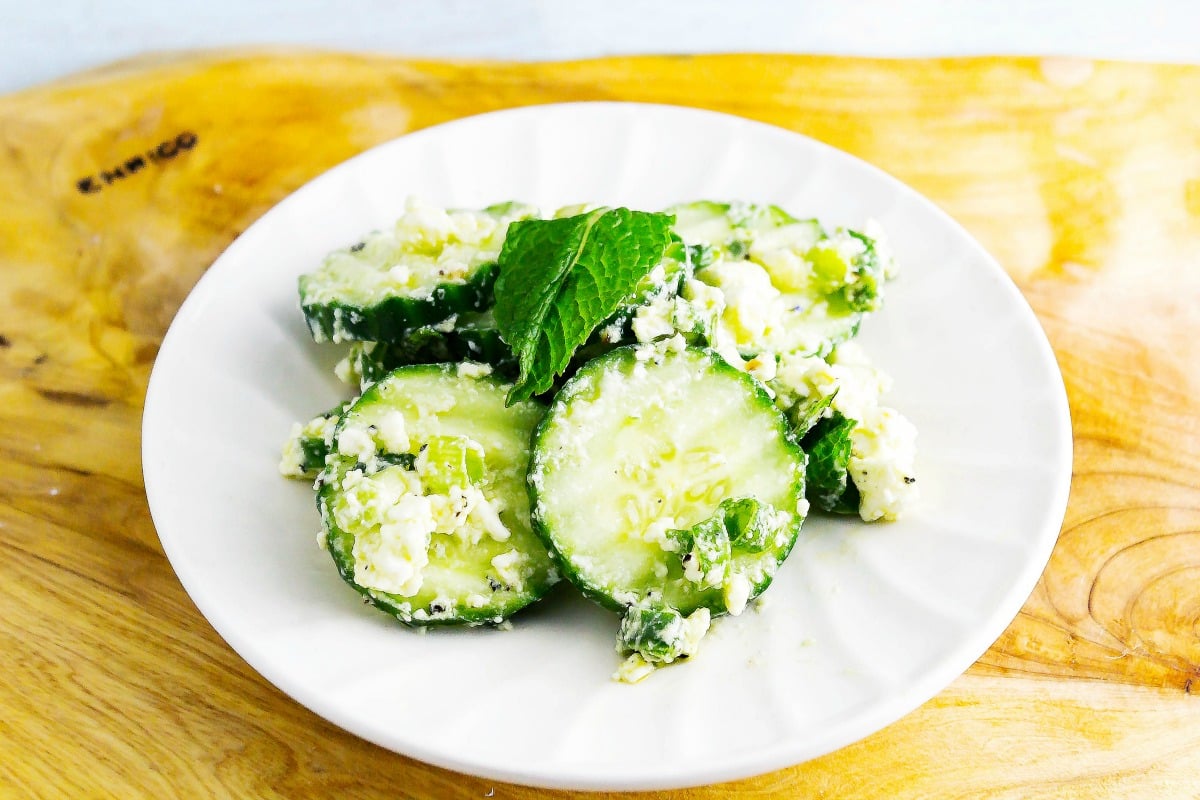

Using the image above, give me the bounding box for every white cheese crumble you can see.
[337,423,377,463]
[850,406,919,522]
[351,493,435,596]
[631,292,677,342]
[456,361,493,379]
[680,607,711,655]
[828,342,892,421]
[471,495,512,542]
[428,487,480,538]
[613,653,658,684]
[375,410,410,453]
[723,573,752,616]
[745,354,778,384]
[598,321,625,344]
[490,549,525,590]
[771,343,890,421]
[278,422,308,477]
[641,516,679,551]
[698,258,783,349]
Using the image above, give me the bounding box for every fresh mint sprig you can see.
[493,207,674,403]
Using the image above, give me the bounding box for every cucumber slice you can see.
[317,364,557,626]
[771,297,863,357]
[300,201,538,343]
[348,310,517,387]
[669,201,813,260]
[672,201,883,359]
[529,342,807,619]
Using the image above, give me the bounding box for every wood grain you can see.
[1,51,1198,798]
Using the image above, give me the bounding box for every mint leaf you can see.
[493,208,674,402]
[801,411,858,513]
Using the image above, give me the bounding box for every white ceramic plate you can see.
[143,102,1071,791]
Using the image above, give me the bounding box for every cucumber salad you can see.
[280,198,918,682]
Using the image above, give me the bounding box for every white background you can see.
[4,0,1198,92]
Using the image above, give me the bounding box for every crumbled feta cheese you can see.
[375,410,410,453]
[278,423,307,477]
[682,276,749,369]
[724,574,752,616]
[613,653,657,684]
[387,263,412,285]
[611,589,639,606]
[428,487,481,537]
[337,423,377,463]
[599,321,625,344]
[771,351,837,408]
[850,406,919,522]
[280,411,343,477]
[745,354,777,383]
[770,344,890,422]
[679,607,711,655]
[490,549,525,589]
[699,259,783,349]
[351,493,435,596]
[641,516,679,551]
[333,467,420,532]
[828,343,892,421]
[456,361,493,379]
[428,597,455,617]
[471,496,512,542]
[631,293,677,342]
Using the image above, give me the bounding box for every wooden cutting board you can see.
[2,50,1198,798]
